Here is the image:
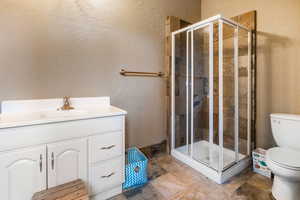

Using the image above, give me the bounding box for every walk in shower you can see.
[171,15,252,183]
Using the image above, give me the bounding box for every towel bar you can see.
[120,69,164,77]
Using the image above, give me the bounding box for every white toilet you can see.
[266,113,300,200]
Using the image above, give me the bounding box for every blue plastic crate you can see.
[123,147,148,189]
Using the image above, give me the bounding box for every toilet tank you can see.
[271,113,300,150]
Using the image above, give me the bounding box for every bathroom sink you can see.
[0,110,88,123]
[39,110,88,118]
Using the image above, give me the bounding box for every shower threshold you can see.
[171,140,250,184]
[176,140,246,170]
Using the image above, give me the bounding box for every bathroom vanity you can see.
[0,97,127,200]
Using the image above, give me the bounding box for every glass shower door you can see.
[238,28,251,159]
[191,24,212,167]
[221,22,237,169]
[173,31,190,156]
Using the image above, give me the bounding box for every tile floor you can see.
[111,153,274,200]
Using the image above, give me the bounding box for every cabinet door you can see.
[0,146,47,200]
[47,138,88,188]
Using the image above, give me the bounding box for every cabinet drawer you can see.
[89,157,124,195]
[89,131,123,163]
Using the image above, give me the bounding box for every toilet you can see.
[266,113,300,200]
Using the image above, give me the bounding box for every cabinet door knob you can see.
[39,154,43,172]
[100,145,115,150]
[101,172,115,178]
[51,152,54,170]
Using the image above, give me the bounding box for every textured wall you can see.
[201,0,300,148]
[0,0,201,147]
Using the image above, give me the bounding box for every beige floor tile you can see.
[109,194,127,200]
[168,165,206,186]
[246,174,272,191]
[173,188,206,200]
[150,173,189,199]
[112,154,273,200]
[156,156,187,174]
[231,183,274,200]
[222,169,254,194]
[140,184,165,200]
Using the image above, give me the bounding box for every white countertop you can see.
[0,97,127,129]
[0,105,127,129]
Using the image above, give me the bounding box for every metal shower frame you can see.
[171,15,252,175]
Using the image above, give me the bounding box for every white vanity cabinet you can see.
[47,138,88,188]
[88,131,125,198]
[0,146,47,200]
[0,97,127,200]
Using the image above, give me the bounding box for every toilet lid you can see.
[267,147,300,169]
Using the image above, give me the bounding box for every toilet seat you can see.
[267,147,300,170]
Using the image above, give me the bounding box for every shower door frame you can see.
[171,15,252,183]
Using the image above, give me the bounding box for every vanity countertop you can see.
[0,106,127,129]
[0,97,127,129]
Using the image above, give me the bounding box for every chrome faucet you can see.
[60,96,74,111]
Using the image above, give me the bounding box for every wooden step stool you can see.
[32,179,89,200]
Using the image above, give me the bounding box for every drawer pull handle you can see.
[100,145,115,150]
[101,172,115,178]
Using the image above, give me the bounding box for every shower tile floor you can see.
[110,153,274,200]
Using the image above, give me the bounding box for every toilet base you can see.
[272,176,300,200]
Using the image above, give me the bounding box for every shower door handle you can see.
[51,152,54,170]
[39,154,43,172]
